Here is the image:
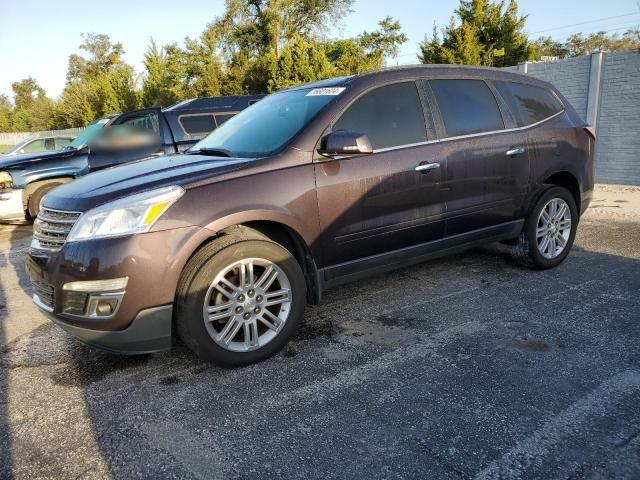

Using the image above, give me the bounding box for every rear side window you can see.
[430,79,504,137]
[215,113,235,126]
[179,114,216,135]
[493,81,563,126]
[333,82,427,150]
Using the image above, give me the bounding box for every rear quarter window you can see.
[493,81,563,126]
[179,114,217,135]
[430,79,504,137]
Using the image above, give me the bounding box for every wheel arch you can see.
[186,217,322,305]
[542,171,581,214]
[22,176,75,210]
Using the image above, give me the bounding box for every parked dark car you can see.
[0,95,263,220]
[1,136,75,156]
[25,66,594,366]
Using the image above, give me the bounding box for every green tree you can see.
[268,36,334,91]
[142,42,191,107]
[326,17,408,75]
[0,95,12,132]
[9,78,55,131]
[529,29,640,61]
[529,36,568,59]
[564,30,640,57]
[58,33,139,127]
[419,0,530,67]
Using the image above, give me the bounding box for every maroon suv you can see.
[26,66,595,366]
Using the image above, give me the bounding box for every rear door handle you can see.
[415,162,440,173]
[506,147,526,156]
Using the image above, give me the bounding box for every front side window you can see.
[430,79,505,137]
[494,81,563,126]
[332,82,427,150]
[54,137,72,149]
[119,112,160,135]
[192,87,343,157]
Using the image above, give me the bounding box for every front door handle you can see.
[415,162,440,173]
[506,146,526,156]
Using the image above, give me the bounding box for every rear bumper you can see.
[45,304,173,354]
[0,189,24,219]
[580,187,593,216]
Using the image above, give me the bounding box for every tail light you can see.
[583,125,596,140]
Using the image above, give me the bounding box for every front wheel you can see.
[28,182,63,219]
[512,186,578,269]
[175,235,306,367]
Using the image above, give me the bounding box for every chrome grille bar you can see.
[32,208,81,252]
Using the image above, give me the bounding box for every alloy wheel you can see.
[535,198,572,259]
[203,258,292,352]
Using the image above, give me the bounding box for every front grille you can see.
[32,280,54,309]
[33,208,81,251]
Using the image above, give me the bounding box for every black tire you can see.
[175,233,306,367]
[512,185,578,269]
[28,182,63,219]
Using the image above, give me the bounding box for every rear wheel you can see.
[175,234,306,367]
[512,186,578,269]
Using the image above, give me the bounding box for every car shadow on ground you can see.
[2,218,640,478]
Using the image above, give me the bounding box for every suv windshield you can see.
[68,120,110,150]
[2,140,29,154]
[191,87,346,157]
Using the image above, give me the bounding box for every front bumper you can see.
[42,305,173,354]
[25,225,212,353]
[0,189,24,219]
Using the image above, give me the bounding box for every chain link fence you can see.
[0,127,85,146]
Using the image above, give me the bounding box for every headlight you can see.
[67,185,184,242]
[0,171,13,193]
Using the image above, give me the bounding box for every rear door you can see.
[88,108,166,172]
[429,78,531,235]
[314,81,446,269]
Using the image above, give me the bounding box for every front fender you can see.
[9,157,88,189]
[202,208,312,245]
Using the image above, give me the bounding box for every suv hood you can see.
[0,149,77,169]
[44,153,253,212]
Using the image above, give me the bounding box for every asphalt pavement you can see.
[0,185,639,479]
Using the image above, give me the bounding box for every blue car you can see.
[0,95,263,220]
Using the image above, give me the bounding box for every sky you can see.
[0,0,639,100]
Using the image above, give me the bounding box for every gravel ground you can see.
[0,185,639,479]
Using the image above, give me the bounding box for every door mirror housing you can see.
[319,130,373,156]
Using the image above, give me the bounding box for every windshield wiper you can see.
[187,147,234,157]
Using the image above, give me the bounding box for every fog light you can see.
[61,278,127,319]
[96,301,114,316]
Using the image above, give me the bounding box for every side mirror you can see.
[319,130,373,156]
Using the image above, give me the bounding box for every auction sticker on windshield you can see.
[306,87,346,96]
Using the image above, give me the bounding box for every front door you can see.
[314,81,446,270]
[88,108,165,172]
[428,79,530,235]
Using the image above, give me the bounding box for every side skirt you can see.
[320,219,524,289]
